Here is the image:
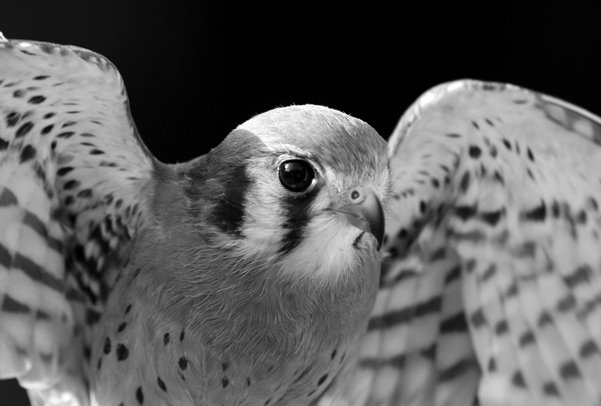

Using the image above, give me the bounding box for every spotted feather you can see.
[0,34,393,406]
[327,80,601,406]
[5,34,601,406]
[0,35,154,404]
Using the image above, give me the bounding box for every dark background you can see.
[1,2,600,404]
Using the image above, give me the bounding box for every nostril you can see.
[350,190,361,201]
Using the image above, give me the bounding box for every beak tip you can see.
[375,227,384,251]
[368,194,385,251]
[336,192,385,251]
[355,193,385,251]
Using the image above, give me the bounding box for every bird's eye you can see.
[278,159,315,192]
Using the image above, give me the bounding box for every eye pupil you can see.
[279,160,315,192]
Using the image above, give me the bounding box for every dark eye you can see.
[278,159,315,192]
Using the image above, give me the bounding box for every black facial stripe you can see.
[279,188,318,254]
[210,164,251,236]
[183,129,265,237]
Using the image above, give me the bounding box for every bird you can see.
[0,35,388,406]
[2,33,601,406]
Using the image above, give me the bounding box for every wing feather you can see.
[341,80,601,406]
[0,37,156,405]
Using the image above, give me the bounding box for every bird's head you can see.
[147,105,388,357]
[182,104,389,285]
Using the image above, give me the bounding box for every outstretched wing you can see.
[341,80,601,406]
[342,81,481,406]
[0,35,155,405]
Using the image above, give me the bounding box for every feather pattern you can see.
[0,37,155,404]
[336,80,601,406]
[6,35,601,406]
[0,37,390,406]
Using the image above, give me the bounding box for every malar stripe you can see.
[367,296,442,330]
[0,188,18,206]
[23,211,63,253]
[1,294,31,313]
[358,353,406,369]
[12,252,66,293]
[279,188,319,254]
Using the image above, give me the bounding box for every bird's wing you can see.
[336,79,601,406]
[0,36,155,405]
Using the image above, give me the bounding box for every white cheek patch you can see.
[279,215,361,283]
[238,194,284,258]
[233,161,373,275]
[233,164,287,258]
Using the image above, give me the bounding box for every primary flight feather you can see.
[1,34,601,406]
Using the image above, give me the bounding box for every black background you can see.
[1,2,600,404]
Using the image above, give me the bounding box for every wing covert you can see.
[0,36,156,405]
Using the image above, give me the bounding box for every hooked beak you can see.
[335,193,385,250]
